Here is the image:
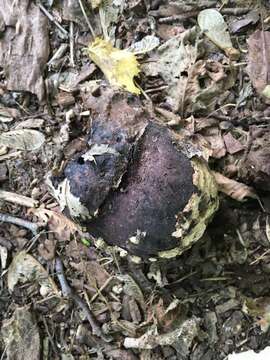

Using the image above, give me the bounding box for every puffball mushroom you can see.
[48,93,219,260]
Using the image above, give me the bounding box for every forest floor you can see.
[1,1,270,359]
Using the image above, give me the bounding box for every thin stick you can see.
[0,190,39,208]
[77,0,95,38]
[38,4,69,38]
[55,257,101,337]
[90,276,114,303]
[42,317,59,356]
[69,22,75,67]
[0,212,39,234]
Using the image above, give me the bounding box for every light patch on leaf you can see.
[0,129,45,150]
[129,35,160,54]
[88,38,140,94]
[8,251,59,297]
[82,144,118,163]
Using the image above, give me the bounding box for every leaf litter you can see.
[1,1,270,359]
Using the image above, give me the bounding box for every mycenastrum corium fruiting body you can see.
[48,93,219,260]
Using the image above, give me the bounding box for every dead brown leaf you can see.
[239,127,270,192]
[247,30,270,102]
[185,60,236,114]
[38,239,56,261]
[0,0,49,101]
[155,298,185,332]
[213,171,257,202]
[71,260,111,289]
[223,132,244,155]
[31,208,81,241]
[202,126,226,159]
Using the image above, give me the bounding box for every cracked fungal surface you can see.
[49,91,218,259]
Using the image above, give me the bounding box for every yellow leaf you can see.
[88,38,140,94]
[89,0,102,9]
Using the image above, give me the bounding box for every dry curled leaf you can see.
[247,30,270,102]
[213,172,257,201]
[0,129,45,151]
[8,251,59,297]
[88,38,140,94]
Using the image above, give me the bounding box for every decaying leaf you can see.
[0,129,45,151]
[202,126,226,159]
[0,0,49,101]
[71,260,111,289]
[8,251,59,297]
[185,59,236,114]
[118,274,145,311]
[142,28,199,112]
[243,297,270,332]
[124,317,198,350]
[198,9,239,59]
[129,35,160,54]
[239,127,270,192]
[31,208,82,241]
[99,0,125,41]
[247,30,270,102]
[88,38,140,94]
[213,172,257,202]
[0,107,20,123]
[230,10,259,34]
[1,306,40,360]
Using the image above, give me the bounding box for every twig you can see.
[69,22,75,67]
[47,44,68,67]
[77,0,95,38]
[90,276,114,303]
[42,317,59,356]
[0,190,39,208]
[55,257,101,337]
[220,8,250,16]
[0,212,39,235]
[158,11,198,24]
[38,4,69,38]
[0,151,22,162]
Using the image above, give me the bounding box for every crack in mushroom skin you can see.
[49,91,218,259]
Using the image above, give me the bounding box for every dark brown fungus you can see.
[48,92,219,259]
